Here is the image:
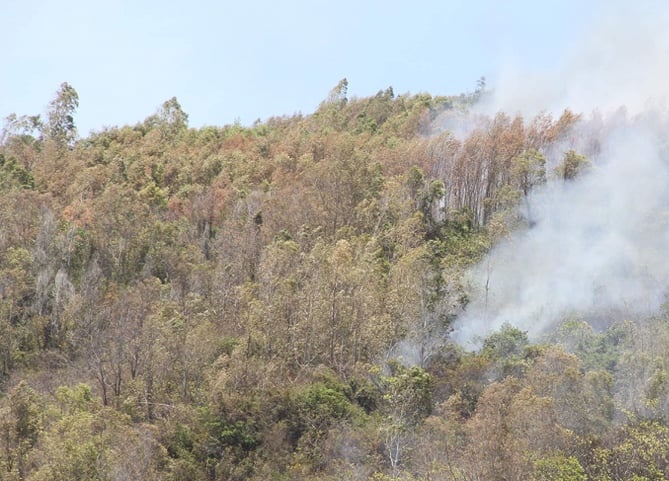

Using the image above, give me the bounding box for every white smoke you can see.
[452,4,669,345]
[454,120,669,345]
[481,2,669,119]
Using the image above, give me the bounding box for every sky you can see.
[1,0,602,136]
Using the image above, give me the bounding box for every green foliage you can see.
[534,455,586,481]
[591,421,669,481]
[512,148,546,196]
[379,364,434,476]
[0,154,35,189]
[8,381,43,447]
[196,395,264,468]
[550,319,632,372]
[56,384,94,414]
[556,149,590,181]
[382,364,433,425]
[291,380,357,440]
[482,322,529,359]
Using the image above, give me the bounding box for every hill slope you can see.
[0,82,668,480]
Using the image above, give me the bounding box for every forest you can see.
[0,79,668,481]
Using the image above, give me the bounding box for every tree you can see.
[591,421,669,481]
[556,150,590,181]
[44,82,79,147]
[386,243,454,368]
[84,280,160,408]
[28,385,164,481]
[460,378,570,481]
[511,148,546,223]
[143,97,189,140]
[480,322,530,380]
[0,114,41,146]
[0,381,43,479]
[525,346,613,437]
[324,78,348,107]
[471,76,487,103]
[511,148,546,197]
[315,79,350,131]
[379,364,433,477]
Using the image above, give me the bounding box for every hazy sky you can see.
[2,0,601,135]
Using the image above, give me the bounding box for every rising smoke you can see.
[452,3,669,345]
[484,2,669,119]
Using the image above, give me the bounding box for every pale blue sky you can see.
[2,0,602,135]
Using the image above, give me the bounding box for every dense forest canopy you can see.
[1,80,669,480]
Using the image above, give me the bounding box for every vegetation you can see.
[0,80,667,480]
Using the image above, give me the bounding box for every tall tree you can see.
[43,82,79,147]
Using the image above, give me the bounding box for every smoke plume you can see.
[482,2,669,119]
[452,4,669,345]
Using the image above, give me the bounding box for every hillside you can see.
[0,81,668,480]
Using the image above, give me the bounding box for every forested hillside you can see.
[1,80,669,481]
